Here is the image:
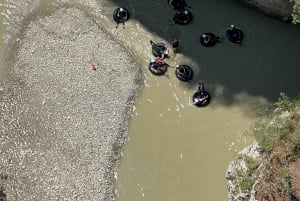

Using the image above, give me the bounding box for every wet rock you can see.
[238,0,293,22]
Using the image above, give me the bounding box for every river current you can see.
[1,0,300,201]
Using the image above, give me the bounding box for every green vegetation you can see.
[274,92,296,112]
[291,0,300,24]
[230,93,300,200]
[252,93,300,200]
[230,157,258,193]
[253,93,298,152]
[242,158,257,191]
[278,166,291,195]
[233,169,255,191]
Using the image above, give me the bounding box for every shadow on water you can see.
[108,0,300,104]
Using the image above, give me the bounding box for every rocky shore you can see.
[238,0,293,22]
[0,7,143,201]
[226,107,300,201]
[226,143,262,201]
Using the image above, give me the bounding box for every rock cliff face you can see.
[227,106,300,201]
[226,143,262,201]
[289,158,300,200]
[238,0,293,22]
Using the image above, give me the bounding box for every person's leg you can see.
[198,82,204,92]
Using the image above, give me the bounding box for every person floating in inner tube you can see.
[171,37,179,53]
[150,58,165,74]
[173,9,191,25]
[168,0,188,10]
[202,34,211,44]
[192,95,209,105]
[150,59,158,74]
[117,8,126,19]
[157,43,169,59]
[227,24,242,43]
[160,47,169,59]
[192,82,209,105]
[155,57,165,65]
[116,8,127,26]
[150,40,169,59]
[176,65,186,76]
[201,33,222,46]
[229,24,236,31]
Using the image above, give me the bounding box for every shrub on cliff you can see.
[227,94,300,201]
[252,93,300,200]
[291,0,300,23]
[232,157,258,192]
[253,93,298,153]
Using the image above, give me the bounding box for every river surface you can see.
[1,0,300,201]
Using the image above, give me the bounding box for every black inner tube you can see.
[175,65,193,82]
[172,10,192,25]
[199,32,220,47]
[168,0,187,10]
[113,8,130,23]
[192,82,211,107]
[192,90,211,107]
[226,28,243,43]
[149,61,168,76]
[150,41,168,57]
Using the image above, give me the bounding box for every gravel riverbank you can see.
[0,7,143,201]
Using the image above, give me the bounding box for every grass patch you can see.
[231,157,258,192]
[253,93,299,153]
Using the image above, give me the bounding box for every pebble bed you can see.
[0,7,143,201]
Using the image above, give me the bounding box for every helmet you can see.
[230,24,235,28]
[176,65,179,67]
[150,59,155,63]
[202,34,207,38]
[184,10,188,15]
[119,8,124,12]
